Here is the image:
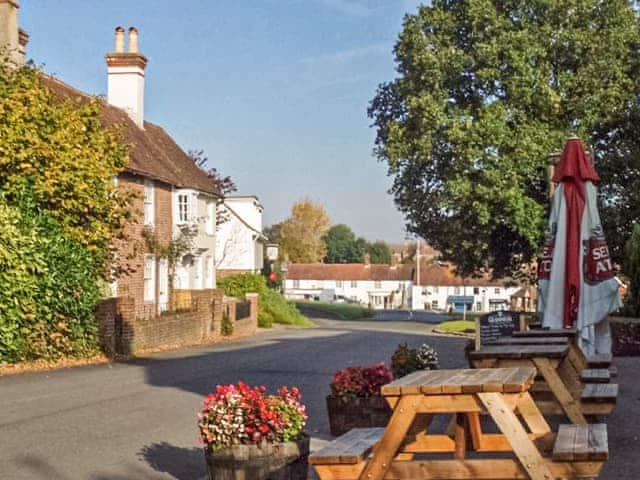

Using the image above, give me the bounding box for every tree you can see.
[189,149,237,225]
[279,199,331,263]
[324,224,365,263]
[263,222,283,244]
[0,63,131,276]
[367,241,392,265]
[369,1,640,277]
[624,224,640,317]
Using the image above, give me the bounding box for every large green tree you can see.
[323,224,365,263]
[369,1,640,277]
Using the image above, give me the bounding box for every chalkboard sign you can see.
[478,310,521,345]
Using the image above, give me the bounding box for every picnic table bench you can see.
[310,367,608,480]
[468,344,618,423]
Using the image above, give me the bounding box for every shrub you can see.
[390,342,439,378]
[330,363,394,404]
[198,382,307,450]
[218,273,311,327]
[0,198,101,362]
[221,310,233,336]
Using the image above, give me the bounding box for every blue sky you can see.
[20,0,422,242]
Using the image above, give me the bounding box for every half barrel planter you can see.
[326,395,392,437]
[204,435,310,480]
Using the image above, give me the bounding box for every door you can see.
[158,258,169,313]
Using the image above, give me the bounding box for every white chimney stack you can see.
[0,0,28,66]
[105,26,147,128]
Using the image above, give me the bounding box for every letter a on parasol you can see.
[537,137,622,355]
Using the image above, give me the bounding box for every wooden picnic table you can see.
[310,367,608,480]
[468,344,617,423]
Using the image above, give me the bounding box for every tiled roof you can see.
[286,263,414,281]
[414,262,507,287]
[287,261,510,287]
[40,74,219,195]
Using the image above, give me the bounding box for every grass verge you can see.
[295,301,374,320]
[434,319,476,335]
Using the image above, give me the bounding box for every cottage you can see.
[0,3,220,319]
[411,263,520,313]
[284,263,414,309]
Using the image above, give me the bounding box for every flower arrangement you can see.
[330,363,395,404]
[391,342,439,377]
[198,382,307,451]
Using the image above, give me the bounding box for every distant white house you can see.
[284,261,521,312]
[216,196,266,276]
[284,264,414,309]
[410,263,520,313]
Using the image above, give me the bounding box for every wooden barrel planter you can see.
[326,395,392,437]
[204,434,310,480]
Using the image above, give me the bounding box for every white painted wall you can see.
[172,188,217,290]
[284,278,412,310]
[410,284,520,312]
[216,197,264,273]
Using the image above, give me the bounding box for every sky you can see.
[20,0,423,242]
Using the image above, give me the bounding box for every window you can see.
[431,300,439,309]
[143,180,154,226]
[336,280,343,288]
[476,302,482,312]
[178,194,189,223]
[206,201,215,235]
[374,280,382,289]
[473,287,480,295]
[433,286,439,293]
[143,254,155,302]
[351,280,357,288]
[494,287,501,294]
[454,286,461,295]
[293,280,300,288]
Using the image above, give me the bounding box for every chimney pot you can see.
[114,26,125,53]
[128,26,139,53]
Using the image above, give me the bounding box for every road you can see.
[373,309,450,323]
[0,318,637,479]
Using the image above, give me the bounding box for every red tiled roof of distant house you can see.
[286,263,414,281]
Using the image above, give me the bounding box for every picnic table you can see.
[468,344,617,423]
[310,367,608,480]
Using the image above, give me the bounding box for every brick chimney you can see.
[0,0,28,65]
[105,26,147,128]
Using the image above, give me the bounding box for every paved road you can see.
[0,318,637,479]
[373,309,450,324]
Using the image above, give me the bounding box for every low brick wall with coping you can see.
[95,289,259,356]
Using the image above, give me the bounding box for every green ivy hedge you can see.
[0,198,101,362]
[217,273,311,328]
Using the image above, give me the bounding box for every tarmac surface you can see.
[0,317,636,479]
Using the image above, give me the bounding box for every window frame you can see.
[143,179,154,226]
[350,280,358,288]
[143,254,156,303]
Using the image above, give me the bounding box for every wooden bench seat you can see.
[586,353,612,368]
[580,368,610,383]
[309,428,384,465]
[552,423,608,461]
[581,383,618,403]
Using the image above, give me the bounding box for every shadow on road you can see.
[139,442,204,480]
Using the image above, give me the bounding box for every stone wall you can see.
[96,289,258,356]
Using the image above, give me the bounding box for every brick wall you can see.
[96,289,259,356]
[114,172,173,317]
